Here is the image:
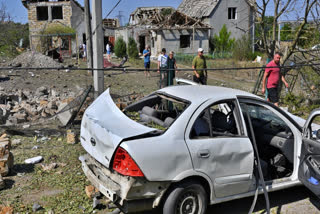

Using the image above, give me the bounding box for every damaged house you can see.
[103,18,119,52]
[178,0,254,39]
[116,7,211,55]
[21,0,86,56]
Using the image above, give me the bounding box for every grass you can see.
[0,135,104,213]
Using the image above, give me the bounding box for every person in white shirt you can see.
[157,48,168,88]
[106,42,111,61]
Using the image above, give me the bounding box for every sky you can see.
[3,0,182,24]
[2,0,314,24]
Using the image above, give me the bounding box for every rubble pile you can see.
[6,51,63,68]
[0,86,77,125]
[113,93,144,110]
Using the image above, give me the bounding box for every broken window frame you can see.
[190,100,242,139]
[37,6,49,21]
[52,6,63,20]
[124,92,190,132]
[180,35,191,49]
[228,7,237,20]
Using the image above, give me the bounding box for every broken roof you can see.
[178,0,220,18]
[130,6,174,16]
[130,8,211,30]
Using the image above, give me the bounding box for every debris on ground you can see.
[85,185,100,199]
[0,205,13,214]
[0,137,13,177]
[6,51,63,68]
[24,156,43,164]
[92,197,100,209]
[66,129,76,144]
[40,163,57,171]
[0,174,4,190]
[32,203,42,212]
[0,87,78,126]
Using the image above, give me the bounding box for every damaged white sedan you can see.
[80,85,320,214]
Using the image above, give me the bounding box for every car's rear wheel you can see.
[163,181,207,214]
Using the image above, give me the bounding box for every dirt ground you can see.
[0,55,319,213]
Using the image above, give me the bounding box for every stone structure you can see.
[116,8,211,55]
[22,0,86,55]
[178,0,254,40]
[103,18,119,52]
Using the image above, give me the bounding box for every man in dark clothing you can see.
[167,51,177,86]
[262,52,289,106]
[192,48,207,85]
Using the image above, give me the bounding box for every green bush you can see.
[0,22,29,58]
[42,24,76,36]
[114,37,127,58]
[211,25,235,53]
[232,35,257,61]
[127,37,139,59]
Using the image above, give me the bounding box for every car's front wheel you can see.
[163,181,208,214]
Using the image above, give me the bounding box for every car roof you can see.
[158,85,260,103]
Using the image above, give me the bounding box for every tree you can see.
[0,1,10,23]
[280,23,294,41]
[114,37,127,58]
[211,25,235,52]
[250,0,319,63]
[127,37,139,59]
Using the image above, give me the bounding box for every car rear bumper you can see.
[79,154,170,213]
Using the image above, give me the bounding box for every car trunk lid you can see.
[80,89,156,168]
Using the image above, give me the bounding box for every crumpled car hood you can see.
[80,89,156,168]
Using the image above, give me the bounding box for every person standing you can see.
[157,48,168,88]
[82,43,87,62]
[192,48,207,85]
[143,45,151,78]
[167,51,178,86]
[262,52,289,107]
[106,42,111,61]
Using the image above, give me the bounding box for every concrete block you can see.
[0,152,13,176]
[0,139,10,158]
[0,174,4,190]
[57,103,75,126]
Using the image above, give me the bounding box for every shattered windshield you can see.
[124,93,189,131]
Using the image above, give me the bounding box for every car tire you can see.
[163,181,208,214]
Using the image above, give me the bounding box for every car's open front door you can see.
[299,108,320,197]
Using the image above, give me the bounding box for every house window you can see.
[37,6,48,21]
[180,35,191,48]
[52,6,63,20]
[228,7,237,20]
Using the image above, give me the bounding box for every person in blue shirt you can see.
[143,45,151,78]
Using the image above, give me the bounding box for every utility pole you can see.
[84,0,93,71]
[116,11,125,26]
[92,0,104,96]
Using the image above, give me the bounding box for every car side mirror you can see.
[316,129,320,139]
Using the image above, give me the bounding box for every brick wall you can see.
[27,1,73,52]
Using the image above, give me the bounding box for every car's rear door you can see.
[299,109,320,197]
[185,98,255,199]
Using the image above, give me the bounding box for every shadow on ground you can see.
[11,163,35,175]
[135,186,319,214]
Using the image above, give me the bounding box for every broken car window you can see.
[190,101,239,139]
[124,93,189,131]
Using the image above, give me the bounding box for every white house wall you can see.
[206,0,253,40]
[158,29,209,55]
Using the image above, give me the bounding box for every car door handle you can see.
[198,149,210,158]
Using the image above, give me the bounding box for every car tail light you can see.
[112,147,144,177]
